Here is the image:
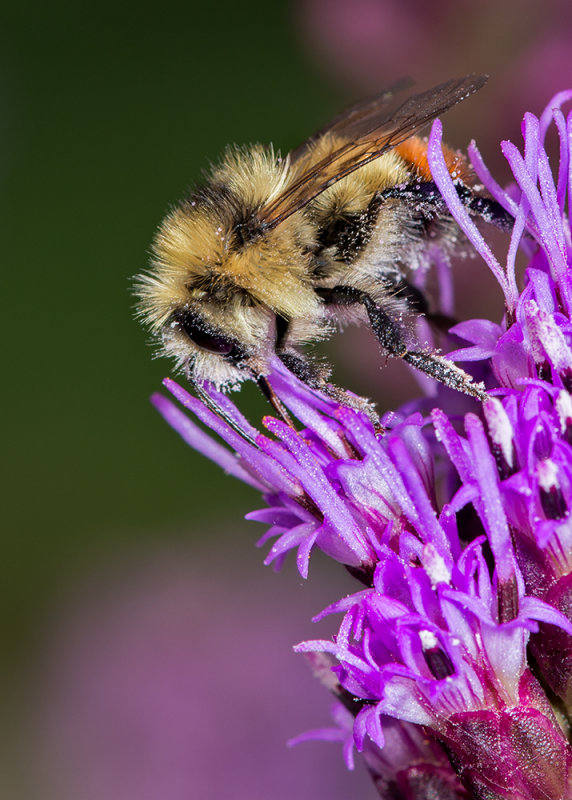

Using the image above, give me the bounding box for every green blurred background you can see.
[3,0,572,795]
[2,7,352,794]
[3,2,341,665]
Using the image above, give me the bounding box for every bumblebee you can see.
[136,75,508,423]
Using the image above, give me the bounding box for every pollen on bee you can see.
[136,75,491,400]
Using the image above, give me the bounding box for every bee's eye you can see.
[174,312,235,355]
[189,329,235,355]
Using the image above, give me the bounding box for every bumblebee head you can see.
[163,298,279,389]
[136,252,279,388]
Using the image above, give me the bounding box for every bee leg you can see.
[193,381,258,447]
[275,316,333,400]
[455,186,514,232]
[256,374,297,428]
[365,295,486,400]
[391,277,457,334]
[385,181,514,233]
[390,278,429,314]
[275,314,290,352]
[276,314,381,426]
[384,181,513,233]
[277,351,322,389]
[400,350,486,399]
[318,285,486,401]
[278,350,382,429]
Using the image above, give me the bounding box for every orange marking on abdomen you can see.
[395,136,473,184]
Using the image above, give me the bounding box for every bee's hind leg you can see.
[390,277,457,334]
[399,349,486,399]
[317,285,486,401]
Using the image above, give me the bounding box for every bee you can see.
[136,75,508,427]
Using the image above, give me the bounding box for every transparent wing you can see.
[261,75,487,229]
[287,76,414,164]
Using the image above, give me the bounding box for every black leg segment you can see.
[317,285,486,400]
[257,374,297,428]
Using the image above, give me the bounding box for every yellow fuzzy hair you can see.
[137,144,323,333]
[299,134,412,224]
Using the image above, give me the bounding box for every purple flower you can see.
[150,92,572,799]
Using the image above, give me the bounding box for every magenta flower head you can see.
[149,91,572,799]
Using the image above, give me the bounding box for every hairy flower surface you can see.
[151,92,572,799]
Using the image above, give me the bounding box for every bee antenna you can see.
[192,380,258,448]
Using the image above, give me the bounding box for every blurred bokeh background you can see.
[3,1,572,797]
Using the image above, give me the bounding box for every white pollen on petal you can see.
[423,543,451,586]
[420,630,439,650]
[555,390,572,434]
[528,303,572,371]
[483,397,514,468]
[537,458,559,491]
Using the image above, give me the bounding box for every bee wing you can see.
[261,75,487,229]
[287,76,415,164]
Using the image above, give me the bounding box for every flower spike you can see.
[150,90,572,799]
